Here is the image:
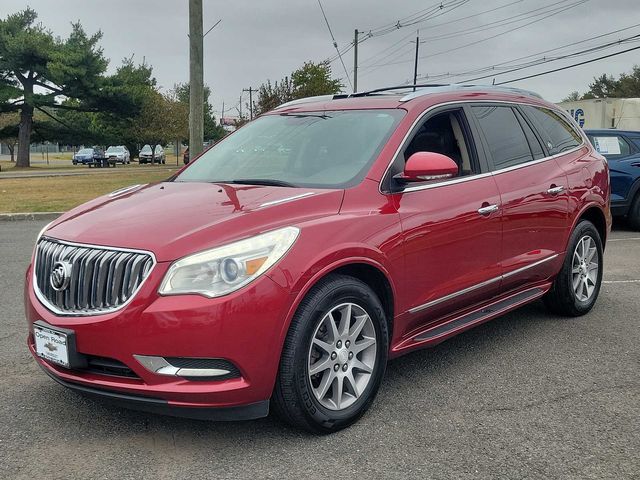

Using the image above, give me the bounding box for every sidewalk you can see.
[0,165,178,179]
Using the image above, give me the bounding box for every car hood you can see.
[45,182,344,262]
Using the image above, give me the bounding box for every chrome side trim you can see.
[408,276,501,314]
[32,237,157,317]
[379,99,586,195]
[502,254,559,279]
[407,254,560,314]
[259,192,315,208]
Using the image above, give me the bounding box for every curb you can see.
[0,212,63,222]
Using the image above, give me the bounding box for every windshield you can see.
[140,145,152,153]
[175,109,404,188]
[106,146,123,153]
[77,148,92,155]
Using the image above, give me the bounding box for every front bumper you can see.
[25,261,293,420]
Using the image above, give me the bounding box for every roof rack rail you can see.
[275,95,336,110]
[273,84,542,110]
[398,84,543,101]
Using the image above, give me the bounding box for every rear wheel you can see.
[544,220,603,316]
[628,192,640,231]
[273,274,388,433]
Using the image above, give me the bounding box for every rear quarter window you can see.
[522,106,582,155]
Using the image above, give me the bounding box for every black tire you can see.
[273,274,389,433]
[544,220,603,316]
[628,192,640,231]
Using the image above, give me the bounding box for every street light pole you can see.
[353,29,358,93]
[413,30,419,91]
[189,0,204,158]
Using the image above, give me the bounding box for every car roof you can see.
[270,84,552,115]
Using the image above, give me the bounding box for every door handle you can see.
[547,185,565,195]
[477,204,499,216]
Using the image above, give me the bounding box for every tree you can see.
[254,77,294,116]
[172,83,225,142]
[254,61,343,116]
[0,8,108,167]
[561,91,581,103]
[0,112,19,161]
[132,90,188,163]
[561,65,640,101]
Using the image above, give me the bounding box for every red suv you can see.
[26,85,610,433]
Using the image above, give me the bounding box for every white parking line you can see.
[608,237,640,242]
[603,279,640,284]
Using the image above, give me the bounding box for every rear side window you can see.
[514,109,544,160]
[472,106,533,169]
[523,106,582,155]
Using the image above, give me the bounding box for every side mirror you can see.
[396,151,458,183]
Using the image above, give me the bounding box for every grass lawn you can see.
[0,168,177,213]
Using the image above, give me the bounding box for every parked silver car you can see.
[105,145,130,164]
[139,144,165,164]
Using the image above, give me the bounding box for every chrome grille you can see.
[34,238,155,315]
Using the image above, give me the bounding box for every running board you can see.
[412,287,545,343]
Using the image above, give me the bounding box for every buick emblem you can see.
[50,261,72,291]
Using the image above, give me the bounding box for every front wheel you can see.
[273,274,388,433]
[544,220,603,316]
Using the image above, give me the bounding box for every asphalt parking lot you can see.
[1,220,638,479]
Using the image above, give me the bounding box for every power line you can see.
[359,0,588,76]
[324,0,471,64]
[411,23,640,83]
[356,0,525,69]
[317,0,353,90]
[494,44,640,85]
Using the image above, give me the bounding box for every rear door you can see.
[470,103,570,292]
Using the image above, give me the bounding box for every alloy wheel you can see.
[572,235,599,302]
[307,302,377,411]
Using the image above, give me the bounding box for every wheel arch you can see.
[572,204,608,249]
[280,258,397,349]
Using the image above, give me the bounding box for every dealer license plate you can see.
[34,325,70,368]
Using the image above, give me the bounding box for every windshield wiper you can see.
[216,179,298,188]
[280,113,332,119]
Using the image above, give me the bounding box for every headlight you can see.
[158,226,299,298]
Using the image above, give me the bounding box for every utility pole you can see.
[221,101,225,126]
[189,0,204,158]
[412,30,420,91]
[353,29,358,93]
[242,88,255,120]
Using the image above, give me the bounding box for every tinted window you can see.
[514,109,544,159]
[472,106,533,169]
[588,135,631,157]
[523,106,582,155]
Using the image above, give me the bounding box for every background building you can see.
[559,98,640,130]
